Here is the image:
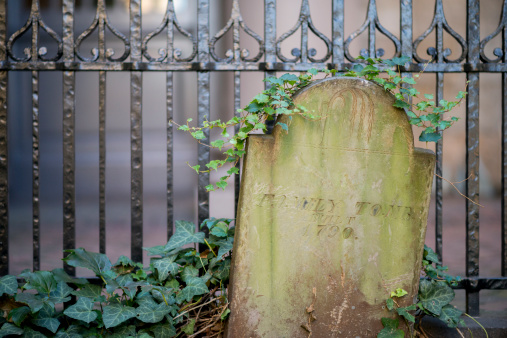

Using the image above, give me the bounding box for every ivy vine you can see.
[176,55,467,191]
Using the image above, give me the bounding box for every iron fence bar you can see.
[99,70,106,254]
[3,62,507,72]
[502,14,507,277]
[167,71,174,240]
[400,0,412,59]
[503,70,507,277]
[197,0,210,235]
[32,70,40,272]
[466,0,480,316]
[264,0,276,133]
[0,0,7,275]
[332,0,344,65]
[435,72,444,262]
[234,70,240,216]
[62,0,75,275]
[130,0,143,263]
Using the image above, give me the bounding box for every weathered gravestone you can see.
[226,77,435,337]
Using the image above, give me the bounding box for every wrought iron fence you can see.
[0,0,506,316]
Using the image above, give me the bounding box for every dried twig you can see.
[434,173,484,207]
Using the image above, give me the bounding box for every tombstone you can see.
[226,77,435,337]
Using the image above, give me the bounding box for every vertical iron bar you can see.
[502,24,507,276]
[332,0,344,65]
[264,0,276,132]
[62,0,75,275]
[32,71,40,271]
[166,71,174,240]
[99,71,106,254]
[0,0,7,275]
[130,0,143,262]
[234,71,240,216]
[368,0,376,58]
[435,72,444,261]
[400,0,412,59]
[197,0,210,232]
[300,1,308,64]
[466,0,480,316]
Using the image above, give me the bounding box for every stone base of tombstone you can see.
[226,77,435,337]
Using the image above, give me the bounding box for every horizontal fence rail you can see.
[0,0,506,316]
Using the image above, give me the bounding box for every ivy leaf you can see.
[213,259,231,281]
[386,298,394,311]
[51,269,88,285]
[19,327,46,338]
[210,139,225,150]
[112,325,136,337]
[191,130,205,140]
[48,282,73,304]
[143,245,167,257]
[216,180,228,190]
[136,302,171,323]
[213,237,234,258]
[401,77,416,85]
[31,304,60,333]
[423,245,440,264]
[176,277,209,304]
[0,323,24,337]
[418,280,455,316]
[181,266,199,283]
[8,306,31,326]
[102,304,137,329]
[390,55,411,66]
[72,284,102,300]
[182,319,196,335]
[152,256,179,282]
[15,292,44,313]
[276,122,288,133]
[164,220,205,252]
[210,222,229,238]
[253,93,269,103]
[0,275,18,296]
[396,305,416,323]
[390,288,408,298]
[55,325,82,338]
[393,99,410,109]
[150,323,177,338]
[377,317,404,338]
[279,73,299,84]
[25,271,57,295]
[264,76,283,86]
[221,308,231,321]
[438,305,464,328]
[63,297,97,324]
[419,130,441,142]
[245,102,264,113]
[63,248,112,278]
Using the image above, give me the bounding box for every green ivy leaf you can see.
[102,304,137,329]
[71,284,102,300]
[191,130,205,140]
[176,277,209,304]
[396,305,416,323]
[15,292,44,313]
[419,130,441,142]
[212,237,234,258]
[55,325,82,338]
[210,139,225,150]
[136,302,171,323]
[418,280,455,316]
[181,319,196,335]
[48,282,73,304]
[276,122,288,132]
[63,297,97,324]
[221,308,231,321]
[0,323,24,337]
[213,258,231,281]
[210,223,229,238]
[0,275,18,296]
[51,269,87,285]
[438,305,464,328]
[152,256,179,282]
[377,317,404,338]
[19,327,46,338]
[393,99,410,109]
[423,245,440,264]
[150,322,176,338]
[390,288,408,298]
[181,266,199,283]
[386,298,394,311]
[164,220,205,252]
[253,93,269,103]
[8,306,31,326]
[25,271,57,295]
[401,77,416,85]
[31,304,60,334]
[245,102,264,113]
[63,248,112,278]
[216,180,228,190]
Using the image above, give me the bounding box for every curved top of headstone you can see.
[274,77,418,156]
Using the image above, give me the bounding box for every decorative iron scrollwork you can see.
[75,0,130,62]
[209,0,264,63]
[479,1,506,63]
[344,0,400,62]
[7,0,63,62]
[413,0,467,63]
[275,0,331,63]
[142,0,197,62]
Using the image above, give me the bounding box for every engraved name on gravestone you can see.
[226,77,435,337]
